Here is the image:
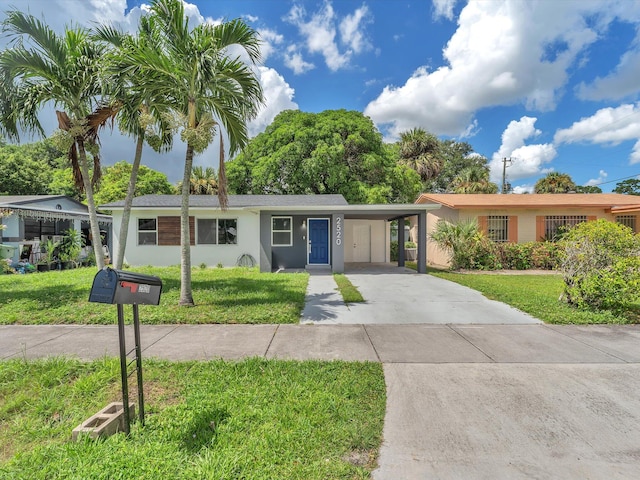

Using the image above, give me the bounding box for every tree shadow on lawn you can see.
[0,284,90,309]
[186,277,306,308]
[179,406,229,453]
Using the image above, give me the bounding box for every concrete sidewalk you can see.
[3,323,640,479]
[2,323,640,363]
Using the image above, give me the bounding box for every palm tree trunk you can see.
[179,143,195,306]
[114,135,144,269]
[76,138,105,270]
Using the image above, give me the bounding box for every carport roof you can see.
[101,194,440,220]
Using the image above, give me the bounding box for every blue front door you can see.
[308,219,329,264]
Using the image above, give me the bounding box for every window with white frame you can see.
[138,218,157,245]
[272,216,292,246]
[616,215,637,232]
[487,216,509,243]
[197,219,217,244]
[196,218,238,245]
[218,219,238,245]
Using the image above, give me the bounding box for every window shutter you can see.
[587,216,597,222]
[508,216,518,243]
[536,216,545,241]
[478,216,488,235]
[158,216,195,245]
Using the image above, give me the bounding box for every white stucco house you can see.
[101,194,439,273]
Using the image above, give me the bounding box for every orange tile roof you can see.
[416,193,640,209]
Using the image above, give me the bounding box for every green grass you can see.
[333,274,365,303]
[429,270,634,324]
[0,267,308,325]
[0,357,386,479]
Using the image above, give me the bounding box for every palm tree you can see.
[0,11,115,269]
[94,23,173,270]
[451,166,499,194]
[398,128,443,182]
[128,0,264,305]
[534,172,577,194]
[177,166,218,195]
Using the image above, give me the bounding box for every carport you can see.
[259,202,441,274]
[341,204,438,273]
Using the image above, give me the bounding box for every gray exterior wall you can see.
[259,212,344,272]
[331,213,344,273]
[272,214,323,269]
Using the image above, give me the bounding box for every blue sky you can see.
[4,0,640,193]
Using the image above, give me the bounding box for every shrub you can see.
[560,219,640,312]
[430,219,501,270]
[390,240,398,261]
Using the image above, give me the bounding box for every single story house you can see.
[101,194,439,273]
[0,195,113,263]
[415,193,640,267]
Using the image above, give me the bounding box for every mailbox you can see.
[89,267,162,305]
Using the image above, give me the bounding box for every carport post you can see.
[397,217,405,267]
[417,211,427,274]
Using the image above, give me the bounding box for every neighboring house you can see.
[0,195,113,263]
[101,194,439,273]
[415,193,640,267]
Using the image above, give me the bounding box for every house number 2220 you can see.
[335,217,342,246]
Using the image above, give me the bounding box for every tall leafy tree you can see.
[227,109,420,203]
[575,185,602,193]
[127,0,263,305]
[534,172,577,193]
[94,22,174,269]
[398,128,443,183]
[423,140,491,193]
[93,161,174,205]
[613,179,640,195]
[0,10,115,268]
[451,165,498,193]
[0,140,65,195]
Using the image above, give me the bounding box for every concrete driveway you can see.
[301,264,541,324]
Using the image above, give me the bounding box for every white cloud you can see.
[512,184,535,194]
[586,170,608,186]
[244,14,258,23]
[432,0,458,20]
[490,117,557,183]
[284,1,371,72]
[577,48,640,101]
[258,28,284,62]
[339,5,372,54]
[283,46,316,75]
[247,67,298,137]
[365,0,634,139]
[554,103,640,150]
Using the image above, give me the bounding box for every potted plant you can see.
[404,241,417,261]
[37,239,58,272]
[58,228,82,269]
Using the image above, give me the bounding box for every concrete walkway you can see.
[5,265,640,479]
[3,323,640,363]
[301,268,541,324]
[3,323,640,478]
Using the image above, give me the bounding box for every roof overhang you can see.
[2,204,112,224]
[248,203,441,220]
[106,202,441,221]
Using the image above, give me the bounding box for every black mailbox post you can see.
[89,268,162,434]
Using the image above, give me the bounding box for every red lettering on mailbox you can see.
[120,281,139,293]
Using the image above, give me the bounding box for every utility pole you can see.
[502,157,512,194]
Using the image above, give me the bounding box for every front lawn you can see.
[430,270,635,324]
[0,357,386,479]
[0,267,308,324]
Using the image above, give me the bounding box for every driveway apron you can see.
[302,265,541,325]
